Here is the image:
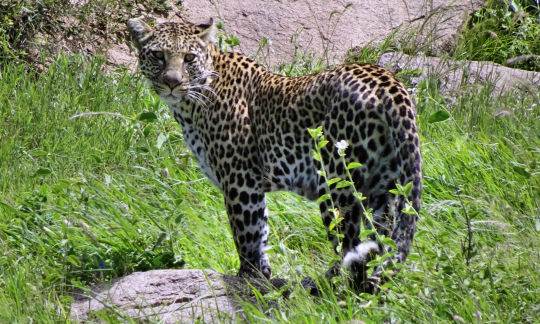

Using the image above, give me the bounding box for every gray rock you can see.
[175,0,483,67]
[70,269,273,323]
[377,52,540,95]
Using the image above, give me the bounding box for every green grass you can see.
[1,50,539,323]
[454,0,540,72]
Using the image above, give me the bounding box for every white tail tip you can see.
[342,241,380,268]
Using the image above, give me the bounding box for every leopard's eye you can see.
[184,53,196,63]
[152,51,165,60]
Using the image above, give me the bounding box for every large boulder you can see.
[177,0,484,67]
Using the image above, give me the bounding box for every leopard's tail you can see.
[342,241,380,269]
[342,98,422,285]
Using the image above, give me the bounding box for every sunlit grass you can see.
[0,52,538,323]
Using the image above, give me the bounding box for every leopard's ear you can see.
[194,18,217,46]
[127,17,153,51]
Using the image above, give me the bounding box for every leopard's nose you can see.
[163,70,182,89]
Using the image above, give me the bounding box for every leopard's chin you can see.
[157,88,187,103]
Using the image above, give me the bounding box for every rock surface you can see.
[70,269,268,323]
[176,0,484,67]
[377,52,540,95]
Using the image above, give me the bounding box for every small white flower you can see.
[335,140,348,150]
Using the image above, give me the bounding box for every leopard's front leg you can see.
[224,187,271,279]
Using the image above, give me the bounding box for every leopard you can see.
[127,17,422,293]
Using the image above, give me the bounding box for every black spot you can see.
[349,92,359,105]
[236,174,244,187]
[229,187,238,201]
[369,173,381,188]
[329,124,338,137]
[347,226,356,238]
[246,173,256,187]
[323,215,332,227]
[411,187,421,199]
[320,201,328,213]
[243,210,251,226]
[399,105,407,117]
[402,119,411,130]
[389,157,399,171]
[235,219,245,232]
[338,194,347,206]
[379,135,386,146]
[352,169,364,186]
[367,123,376,135]
[381,144,392,157]
[251,193,260,204]
[351,131,359,143]
[368,139,377,151]
[233,203,242,214]
[395,94,404,105]
[353,145,368,163]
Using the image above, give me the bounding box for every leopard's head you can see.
[127,18,217,106]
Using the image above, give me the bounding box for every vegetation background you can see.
[0,0,538,322]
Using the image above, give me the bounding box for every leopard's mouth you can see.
[155,84,188,101]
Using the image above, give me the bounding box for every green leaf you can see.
[512,165,530,178]
[34,168,52,176]
[317,194,331,203]
[30,150,48,157]
[135,147,149,153]
[358,229,376,238]
[346,162,362,170]
[329,220,336,231]
[138,111,158,122]
[312,150,321,162]
[402,203,417,215]
[317,140,329,150]
[326,178,341,186]
[381,237,397,249]
[389,188,400,195]
[335,180,354,189]
[403,181,413,196]
[91,154,102,164]
[307,126,323,139]
[66,255,81,267]
[353,192,365,201]
[427,110,450,123]
[143,124,154,137]
[366,259,382,267]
